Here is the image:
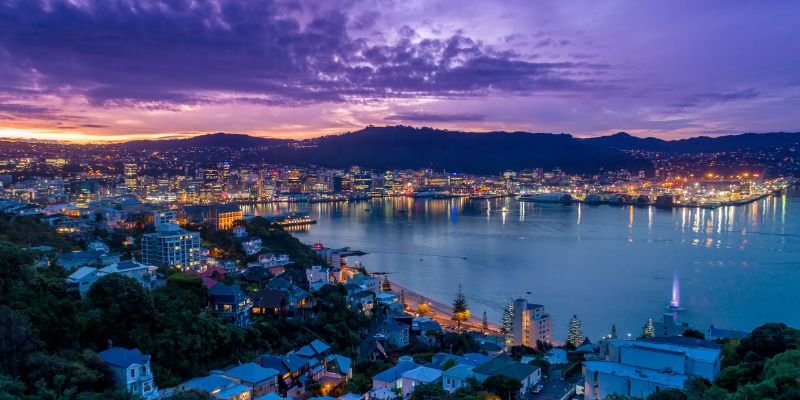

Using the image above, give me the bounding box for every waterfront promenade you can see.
[388,281,502,334]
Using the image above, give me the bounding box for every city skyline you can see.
[1,0,799,142]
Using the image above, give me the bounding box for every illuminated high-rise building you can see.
[123,162,139,192]
[512,299,553,348]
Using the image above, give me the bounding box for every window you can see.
[130,368,136,378]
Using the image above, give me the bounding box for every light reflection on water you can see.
[241,189,800,339]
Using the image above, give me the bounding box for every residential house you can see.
[66,266,100,297]
[259,354,308,392]
[223,363,280,397]
[98,260,158,290]
[377,318,410,348]
[472,354,542,396]
[67,260,158,297]
[87,241,110,253]
[267,277,310,310]
[98,347,160,400]
[187,267,227,289]
[401,367,442,397]
[259,253,291,268]
[57,250,120,271]
[372,356,418,391]
[242,266,273,286]
[251,288,287,316]
[442,365,475,393]
[375,292,403,313]
[233,225,247,238]
[411,317,442,346]
[325,354,353,381]
[306,265,331,286]
[209,283,253,327]
[347,289,375,316]
[179,373,251,400]
[295,340,332,380]
[348,274,380,293]
[367,387,395,400]
[243,238,263,256]
[430,353,489,370]
[544,349,569,366]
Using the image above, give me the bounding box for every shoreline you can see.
[386,280,503,335]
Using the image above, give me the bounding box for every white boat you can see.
[519,193,574,203]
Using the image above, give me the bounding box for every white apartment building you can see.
[583,337,722,400]
[512,299,553,348]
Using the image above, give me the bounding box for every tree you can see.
[682,328,705,339]
[417,301,431,317]
[86,274,157,347]
[409,382,447,400]
[0,306,42,376]
[483,374,522,400]
[451,284,470,331]
[734,323,800,362]
[641,318,655,338]
[610,324,618,339]
[566,315,584,347]
[646,389,687,400]
[381,276,391,292]
[482,310,489,335]
[400,289,406,310]
[441,358,457,371]
[501,298,514,345]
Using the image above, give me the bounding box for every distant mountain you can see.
[583,131,800,153]
[118,132,287,150]
[103,127,800,174]
[264,126,650,174]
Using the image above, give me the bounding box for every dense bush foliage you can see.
[0,213,362,398]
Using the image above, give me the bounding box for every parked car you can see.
[531,385,544,394]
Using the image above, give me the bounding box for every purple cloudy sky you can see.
[0,0,798,141]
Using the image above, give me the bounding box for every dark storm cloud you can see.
[0,0,602,114]
[0,102,83,121]
[669,89,761,109]
[384,111,485,122]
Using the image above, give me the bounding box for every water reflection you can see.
[242,190,798,338]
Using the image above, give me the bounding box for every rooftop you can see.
[612,339,721,364]
[98,347,149,368]
[402,366,443,383]
[224,362,280,383]
[583,361,688,388]
[373,359,418,383]
[442,364,475,380]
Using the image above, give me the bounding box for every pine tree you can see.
[451,284,470,331]
[641,318,656,338]
[501,298,514,345]
[381,275,391,292]
[482,310,489,335]
[610,324,618,339]
[566,314,584,348]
